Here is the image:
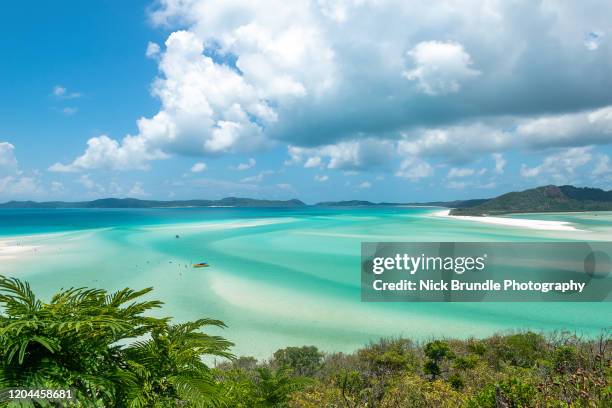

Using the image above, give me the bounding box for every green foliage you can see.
[216,365,310,408]
[0,275,233,407]
[381,374,466,408]
[466,377,537,407]
[486,331,547,368]
[453,355,480,370]
[423,340,453,380]
[0,275,610,407]
[451,185,612,216]
[271,346,323,377]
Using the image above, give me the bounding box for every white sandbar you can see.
[431,209,581,232]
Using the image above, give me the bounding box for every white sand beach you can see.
[431,209,581,232]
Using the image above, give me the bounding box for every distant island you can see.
[450,185,612,216]
[0,197,487,209]
[1,185,612,215]
[0,197,307,209]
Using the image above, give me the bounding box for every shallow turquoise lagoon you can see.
[0,207,610,358]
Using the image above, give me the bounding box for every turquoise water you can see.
[0,207,610,358]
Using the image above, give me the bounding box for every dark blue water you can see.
[0,206,433,236]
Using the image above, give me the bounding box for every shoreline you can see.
[431,209,582,232]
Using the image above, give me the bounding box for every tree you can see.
[271,346,323,377]
[0,275,233,407]
[121,319,234,407]
[423,340,453,380]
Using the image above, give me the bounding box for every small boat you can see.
[193,262,210,268]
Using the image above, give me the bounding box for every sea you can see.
[0,206,610,358]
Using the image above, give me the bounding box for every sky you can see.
[1,0,612,204]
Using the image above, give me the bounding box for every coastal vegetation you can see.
[0,276,610,407]
[451,185,612,216]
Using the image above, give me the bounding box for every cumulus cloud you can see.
[520,147,593,183]
[52,29,275,172]
[287,139,393,170]
[314,174,329,182]
[397,124,511,164]
[191,162,207,172]
[403,41,480,95]
[0,176,41,197]
[516,105,612,149]
[0,142,44,199]
[395,157,433,181]
[53,0,612,175]
[49,135,167,172]
[358,181,372,189]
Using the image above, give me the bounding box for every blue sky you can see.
[1,0,612,204]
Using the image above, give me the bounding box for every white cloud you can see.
[398,124,511,164]
[520,147,592,182]
[52,85,81,99]
[276,182,292,189]
[517,105,612,148]
[447,167,475,178]
[304,156,322,168]
[0,142,18,172]
[395,157,433,180]
[403,41,480,95]
[78,174,97,190]
[0,176,42,197]
[49,135,167,172]
[287,139,393,170]
[358,181,372,189]
[492,153,506,174]
[52,85,66,97]
[0,143,47,199]
[240,170,273,183]
[53,30,275,172]
[314,174,329,182]
[55,0,612,175]
[128,182,148,197]
[146,41,161,58]
[191,162,207,172]
[236,158,256,170]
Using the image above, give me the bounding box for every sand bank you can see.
[0,239,40,260]
[143,218,296,231]
[432,209,581,232]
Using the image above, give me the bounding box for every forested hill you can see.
[450,185,612,216]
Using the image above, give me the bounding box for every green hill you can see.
[450,185,612,216]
